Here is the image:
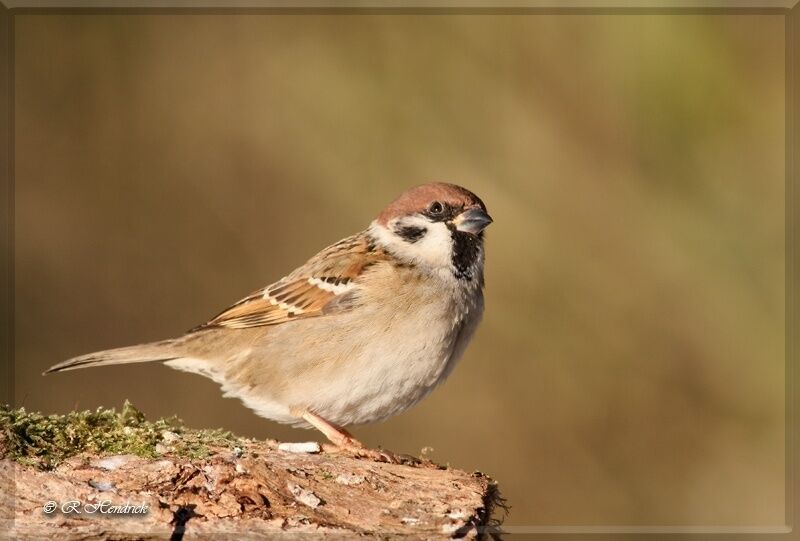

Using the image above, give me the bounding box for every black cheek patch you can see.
[395,225,427,243]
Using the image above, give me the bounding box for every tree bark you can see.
[1,438,500,539]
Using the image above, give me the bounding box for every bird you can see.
[45,182,492,462]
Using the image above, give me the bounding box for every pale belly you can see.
[222,305,472,427]
[303,316,463,426]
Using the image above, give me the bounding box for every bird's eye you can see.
[428,201,444,215]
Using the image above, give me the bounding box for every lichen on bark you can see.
[0,401,242,470]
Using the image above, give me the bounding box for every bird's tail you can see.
[43,339,183,375]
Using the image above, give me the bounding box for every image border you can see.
[0,1,796,536]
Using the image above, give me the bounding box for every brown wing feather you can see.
[190,233,385,331]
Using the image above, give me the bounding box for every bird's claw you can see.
[322,442,418,465]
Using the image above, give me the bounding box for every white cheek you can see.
[368,218,453,270]
[412,221,454,268]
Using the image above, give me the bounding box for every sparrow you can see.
[45,182,492,461]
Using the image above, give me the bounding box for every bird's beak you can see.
[453,207,493,234]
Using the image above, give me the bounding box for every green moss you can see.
[0,401,243,470]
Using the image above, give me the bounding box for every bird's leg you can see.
[301,411,401,463]
[301,410,363,449]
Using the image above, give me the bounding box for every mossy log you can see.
[0,404,501,539]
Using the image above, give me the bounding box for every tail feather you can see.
[44,340,181,375]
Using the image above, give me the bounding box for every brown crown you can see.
[377,182,487,225]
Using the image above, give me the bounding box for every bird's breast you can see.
[295,270,483,425]
[220,265,484,427]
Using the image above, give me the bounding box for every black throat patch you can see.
[450,230,482,280]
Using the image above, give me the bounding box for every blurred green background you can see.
[12,12,785,527]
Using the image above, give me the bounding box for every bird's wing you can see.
[190,234,387,331]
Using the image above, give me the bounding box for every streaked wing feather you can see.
[191,233,384,331]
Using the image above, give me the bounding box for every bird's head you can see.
[369,182,492,280]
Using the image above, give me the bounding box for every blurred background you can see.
[12,12,785,527]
